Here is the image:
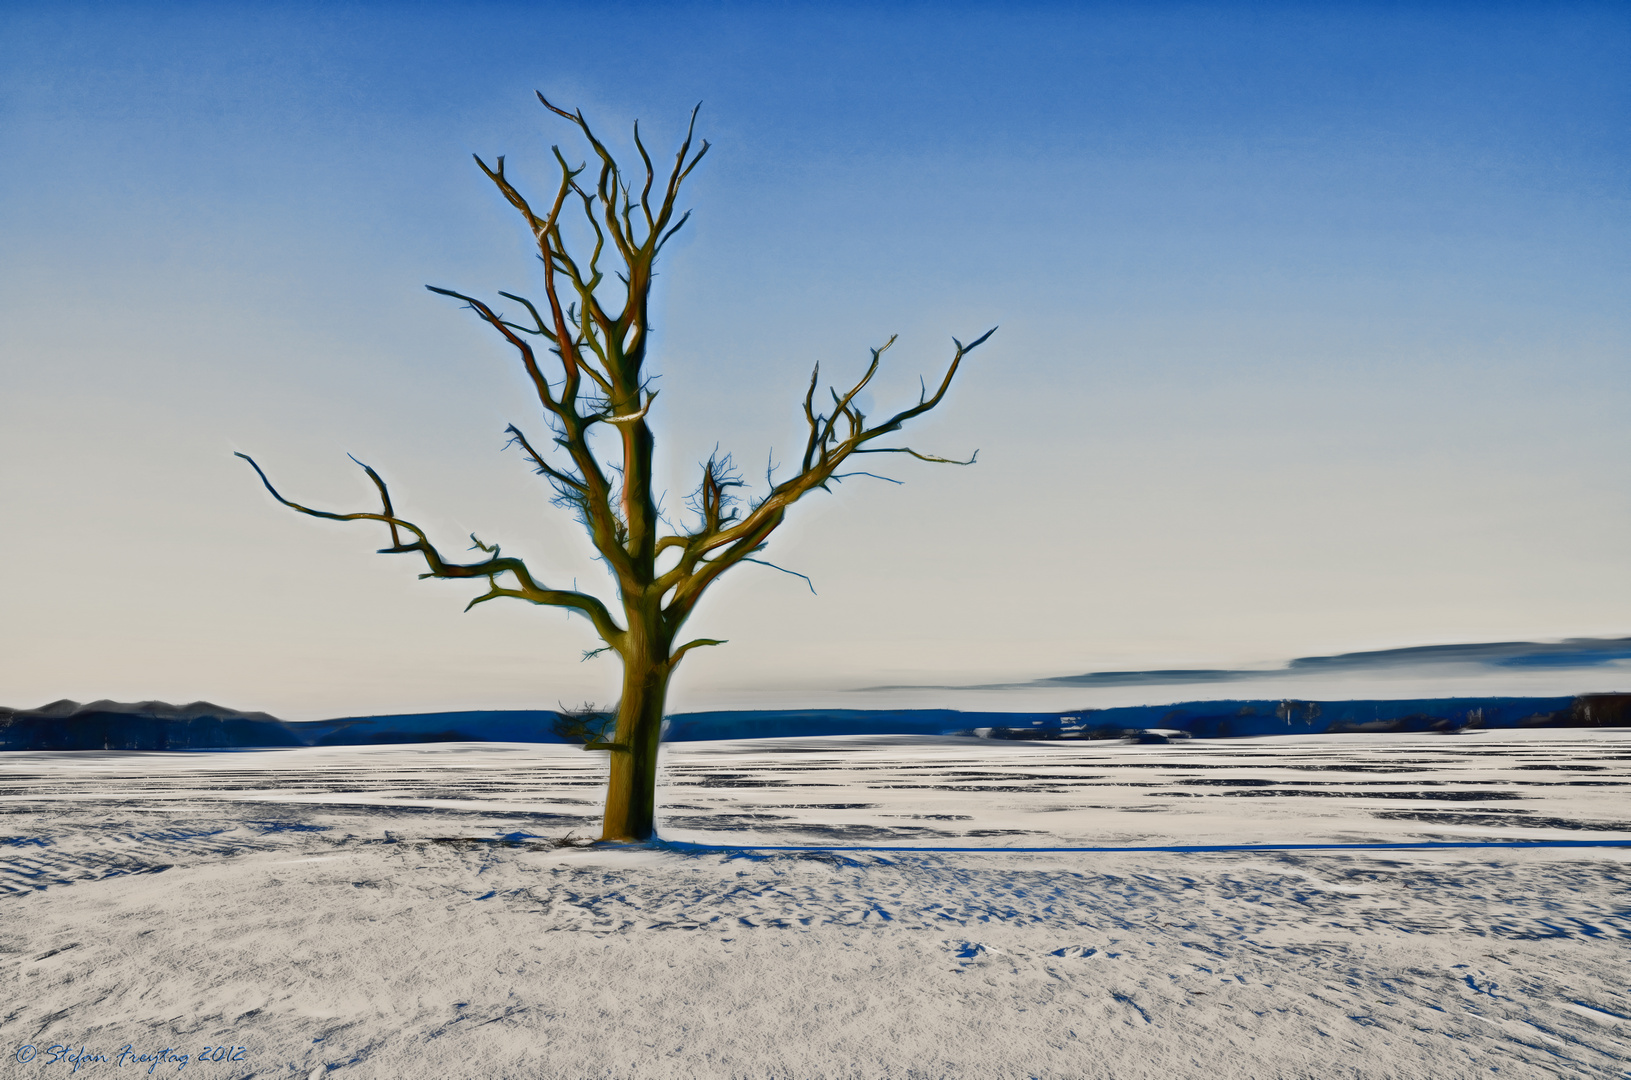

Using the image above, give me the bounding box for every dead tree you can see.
[238,96,995,842]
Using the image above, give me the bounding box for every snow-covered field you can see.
[2,730,1629,1078]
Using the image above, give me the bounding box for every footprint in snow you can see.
[1050,945,1099,958]
[949,941,1005,959]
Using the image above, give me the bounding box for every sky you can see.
[2,1,1628,719]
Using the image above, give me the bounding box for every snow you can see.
[2,730,1628,1077]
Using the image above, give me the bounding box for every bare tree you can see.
[238,96,995,842]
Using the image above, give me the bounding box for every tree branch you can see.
[670,637,728,665]
[742,556,816,594]
[852,447,978,465]
[658,327,996,618]
[236,452,626,646]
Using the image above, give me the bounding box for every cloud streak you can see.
[867,636,1631,692]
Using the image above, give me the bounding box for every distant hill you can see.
[665,696,1630,741]
[1,694,1625,752]
[665,709,1053,741]
[286,710,570,746]
[985,695,1619,739]
[0,699,302,751]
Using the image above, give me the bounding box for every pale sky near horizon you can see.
[3,2,1628,720]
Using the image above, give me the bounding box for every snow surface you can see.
[2,730,1629,1078]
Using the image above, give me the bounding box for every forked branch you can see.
[417,98,710,591]
[235,452,626,647]
[655,327,996,622]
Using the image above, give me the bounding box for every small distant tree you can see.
[239,96,994,842]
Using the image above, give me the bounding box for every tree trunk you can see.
[599,637,671,842]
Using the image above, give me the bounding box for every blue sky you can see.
[2,2,1627,718]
